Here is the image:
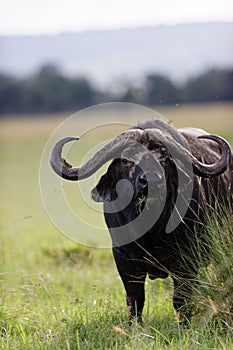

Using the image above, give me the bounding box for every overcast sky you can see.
[1,0,233,35]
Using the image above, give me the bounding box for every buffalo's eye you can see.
[122,159,129,164]
[159,147,168,157]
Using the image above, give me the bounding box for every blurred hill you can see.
[1,22,233,86]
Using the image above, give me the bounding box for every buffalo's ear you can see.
[91,174,113,202]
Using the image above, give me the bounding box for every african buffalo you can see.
[50,118,233,323]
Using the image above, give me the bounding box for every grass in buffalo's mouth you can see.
[136,194,148,214]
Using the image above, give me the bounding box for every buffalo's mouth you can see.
[135,176,166,215]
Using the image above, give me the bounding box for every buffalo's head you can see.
[91,132,172,218]
[50,122,232,237]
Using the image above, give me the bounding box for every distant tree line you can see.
[0,64,232,115]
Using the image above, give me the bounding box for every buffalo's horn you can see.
[192,134,232,178]
[144,129,232,178]
[50,130,143,180]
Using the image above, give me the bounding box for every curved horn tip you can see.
[198,134,229,145]
[49,136,79,163]
[62,136,79,142]
[49,136,80,179]
[193,133,232,177]
[198,134,232,158]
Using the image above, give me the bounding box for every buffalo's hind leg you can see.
[172,275,196,325]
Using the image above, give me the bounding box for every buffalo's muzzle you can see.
[137,172,164,194]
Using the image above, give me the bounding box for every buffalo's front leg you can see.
[113,247,146,322]
[126,278,145,322]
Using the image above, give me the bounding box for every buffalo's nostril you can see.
[138,174,148,188]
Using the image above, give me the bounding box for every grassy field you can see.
[0,103,233,349]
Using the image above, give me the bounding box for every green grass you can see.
[192,202,233,329]
[0,103,233,349]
